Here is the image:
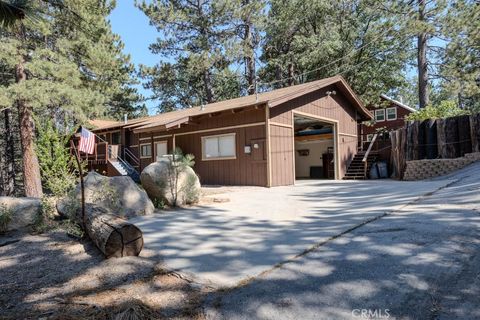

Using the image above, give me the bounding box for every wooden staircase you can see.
[344,151,378,180]
[344,133,378,180]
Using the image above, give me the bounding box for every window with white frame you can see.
[140,143,152,158]
[202,133,236,160]
[374,109,385,122]
[386,107,397,121]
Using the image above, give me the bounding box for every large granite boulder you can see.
[58,172,154,219]
[140,159,201,206]
[0,197,42,231]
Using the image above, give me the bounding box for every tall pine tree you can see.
[259,0,411,105]
[0,0,143,197]
[136,0,242,112]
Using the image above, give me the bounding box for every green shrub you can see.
[406,100,470,121]
[36,119,83,197]
[32,196,57,233]
[163,147,196,207]
[153,197,166,210]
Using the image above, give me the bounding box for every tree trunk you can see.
[287,63,295,86]
[3,108,15,196]
[417,0,429,108]
[243,0,256,95]
[16,58,43,198]
[16,25,43,198]
[81,205,143,258]
[203,70,214,103]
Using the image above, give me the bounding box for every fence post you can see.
[471,114,480,153]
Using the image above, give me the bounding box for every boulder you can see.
[140,159,201,206]
[57,172,154,219]
[0,197,42,231]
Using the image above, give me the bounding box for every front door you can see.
[155,141,168,161]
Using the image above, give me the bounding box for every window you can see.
[366,134,374,142]
[202,133,236,160]
[155,141,168,161]
[374,109,385,122]
[386,107,397,121]
[111,131,121,145]
[140,143,152,158]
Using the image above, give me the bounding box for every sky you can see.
[109,1,158,114]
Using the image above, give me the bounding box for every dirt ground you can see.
[0,230,206,320]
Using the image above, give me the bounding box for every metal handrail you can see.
[109,145,138,174]
[124,147,140,166]
[89,130,138,176]
[362,133,378,176]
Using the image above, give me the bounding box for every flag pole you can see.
[70,136,86,232]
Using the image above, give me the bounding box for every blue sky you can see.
[109,1,158,114]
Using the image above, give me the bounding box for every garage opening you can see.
[294,115,335,180]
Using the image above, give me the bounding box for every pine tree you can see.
[136,0,241,112]
[260,0,411,105]
[440,0,480,110]
[222,0,266,94]
[0,0,143,196]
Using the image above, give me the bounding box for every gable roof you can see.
[92,75,372,133]
[89,119,122,129]
[380,94,416,113]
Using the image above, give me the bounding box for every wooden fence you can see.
[390,113,480,179]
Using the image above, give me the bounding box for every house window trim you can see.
[374,109,385,122]
[386,107,397,121]
[139,142,152,159]
[201,133,237,161]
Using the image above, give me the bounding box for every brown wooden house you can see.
[83,76,372,187]
[359,94,416,146]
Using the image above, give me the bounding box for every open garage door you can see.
[294,114,336,180]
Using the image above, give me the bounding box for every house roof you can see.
[92,75,372,133]
[89,119,122,129]
[380,94,416,113]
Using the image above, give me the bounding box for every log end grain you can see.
[104,224,144,258]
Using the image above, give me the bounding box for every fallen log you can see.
[81,204,144,258]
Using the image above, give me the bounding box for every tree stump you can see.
[82,205,144,258]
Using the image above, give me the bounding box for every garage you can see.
[294,115,335,180]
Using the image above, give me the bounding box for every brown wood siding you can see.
[132,108,267,186]
[270,124,295,186]
[175,125,267,186]
[361,103,413,137]
[338,134,358,177]
[269,85,359,182]
[173,107,265,134]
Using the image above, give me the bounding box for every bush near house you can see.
[406,100,470,121]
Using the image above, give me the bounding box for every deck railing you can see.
[362,133,378,177]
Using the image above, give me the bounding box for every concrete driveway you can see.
[131,177,451,287]
[206,163,480,320]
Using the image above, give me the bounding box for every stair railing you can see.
[124,147,140,167]
[92,132,139,177]
[362,133,378,177]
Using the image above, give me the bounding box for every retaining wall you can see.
[403,152,480,180]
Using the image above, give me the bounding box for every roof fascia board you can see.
[380,94,416,113]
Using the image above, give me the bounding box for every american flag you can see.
[78,127,95,154]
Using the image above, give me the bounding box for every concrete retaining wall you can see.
[403,152,480,180]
